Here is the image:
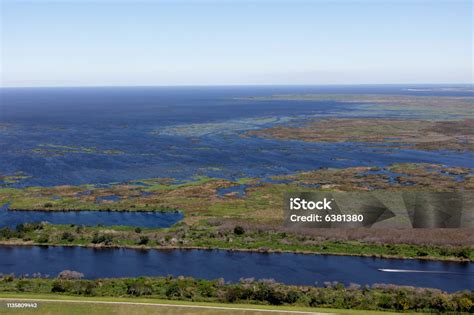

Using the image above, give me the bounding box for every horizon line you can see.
[1,83,472,89]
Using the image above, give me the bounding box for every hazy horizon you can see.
[1,0,472,87]
[0,83,473,89]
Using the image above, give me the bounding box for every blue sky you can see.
[1,0,472,87]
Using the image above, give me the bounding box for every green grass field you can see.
[0,293,411,315]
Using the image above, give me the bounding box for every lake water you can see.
[0,246,472,292]
[1,85,473,187]
[0,204,183,228]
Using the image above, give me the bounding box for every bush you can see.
[61,232,75,242]
[134,227,142,233]
[16,280,32,292]
[15,223,43,233]
[15,224,26,233]
[165,281,183,298]
[37,234,49,243]
[137,236,149,245]
[223,286,241,302]
[416,250,428,257]
[457,297,474,312]
[127,279,152,296]
[0,227,14,239]
[51,281,66,293]
[91,233,113,245]
[454,248,470,259]
[233,225,245,235]
[57,270,84,280]
[2,274,15,282]
[286,290,301,304]
[198,280,216,297]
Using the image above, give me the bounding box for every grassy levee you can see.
[1,222,472,261]
[0,293,418,315]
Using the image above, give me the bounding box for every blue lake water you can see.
[1,85,473,187]
[0,246,472,292]
[0,204,182,229]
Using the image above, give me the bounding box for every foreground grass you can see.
[0,293,415,315]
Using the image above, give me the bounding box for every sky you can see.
[0,0,472,87]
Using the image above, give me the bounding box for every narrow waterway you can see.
[0,246,472,292]
[0,204,183,228]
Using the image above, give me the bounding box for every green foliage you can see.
[126,278,153,296]
[137,236,149,245]
[0,275,472,312]
[37,234,49,243]
[455,248,471,259]
[91,232,113,245]
[61,232,75,242]
[0,227,14,239]
[51,281,66,293]
[15,222,43,233]
[0,222,471,261]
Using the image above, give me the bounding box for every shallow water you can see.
[0,246,472,292]
[0,204,183,228]
[1,86,473,187]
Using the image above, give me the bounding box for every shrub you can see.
[15,223,43,233]
[91,233,113,245]
[223,286,241,302]
[454,248,470,259]
[37,235,49,243]
[286,290,301,304]
[127,279,152,296]
[51,281,66,293]
[16,280,32,292]
[233,225,245,235]
[61,232,75,242]
[165,281,183,298]
[416,250,428,257]
[137,236,149,245]
[198,281,216,297]
[134,227,142,233]
[15,224,26,233]
[267,288,286,305]
[2,274,15,282]
[457,297,473,312]
[0,227,14,239]
[57,270,84,280]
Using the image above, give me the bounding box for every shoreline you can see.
[0,241,471,263]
